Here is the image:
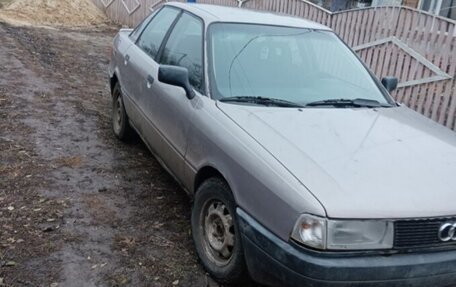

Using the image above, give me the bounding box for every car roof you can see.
[165,2,331,30]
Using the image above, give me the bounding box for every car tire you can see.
[191,177,248,285]
[111,82,134,141]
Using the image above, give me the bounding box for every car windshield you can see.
[208,23,391,106]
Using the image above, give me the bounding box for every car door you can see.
[121,6,181,134]
[145,12,205,184]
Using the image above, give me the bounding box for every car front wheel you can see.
[191,177,248,285]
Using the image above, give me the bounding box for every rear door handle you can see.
[124,54,130,65]
[146,75,154,89]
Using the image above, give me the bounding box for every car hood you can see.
[217,103,456,219]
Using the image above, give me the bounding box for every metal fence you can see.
[91,0,456,131]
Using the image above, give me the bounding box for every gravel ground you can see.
[0,23,256,287]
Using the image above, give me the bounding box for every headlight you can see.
[291,214,394,250]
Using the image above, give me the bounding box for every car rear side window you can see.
[160,13,204,93]
[129,13,154,42]
[137,7,180,59]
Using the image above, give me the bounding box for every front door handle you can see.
[146,75,154,89]
[124,54,130,66]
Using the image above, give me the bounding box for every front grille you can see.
[394,217,456,249]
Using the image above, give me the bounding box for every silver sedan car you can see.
[108,3,456,286]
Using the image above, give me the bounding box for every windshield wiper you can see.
[305,98,392,108]
[219,96,305,108]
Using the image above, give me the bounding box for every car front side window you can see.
[137,7,180,59]
[160,12,204,93]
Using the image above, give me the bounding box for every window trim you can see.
[157,10,207,96]
[135,6,182,61]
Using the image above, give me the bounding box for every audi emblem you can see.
[438,223,456,242]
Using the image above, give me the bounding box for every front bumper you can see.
[237,208,456,287]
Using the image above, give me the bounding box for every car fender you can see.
[185,96,326,241]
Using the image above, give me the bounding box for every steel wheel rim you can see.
[112,92,123,134]
[200,199,235,266]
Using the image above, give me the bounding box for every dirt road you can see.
[0,23,238,287]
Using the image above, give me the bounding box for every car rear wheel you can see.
[111,82,133,141]
[191,177,248,285]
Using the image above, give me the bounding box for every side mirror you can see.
[381,76,398,93]
[158,65,196,100]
